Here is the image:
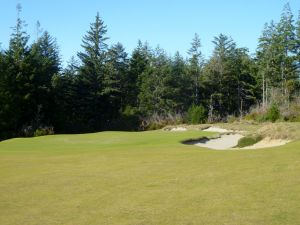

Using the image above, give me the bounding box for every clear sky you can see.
[1,0,300,66]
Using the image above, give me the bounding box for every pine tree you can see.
[188,33,204,104]
[257,4,298,107]
[138,47,173,114]
[29,31,61,127]
[0,5,62,139]
[296,11,300,74]
[51,57,79,132]
[0,49,9,139]
[277,3,297,105]
[171,51,190,111]
[8,4,29,64]
[1,3,31,137]
[232,48,257,115]
[257,21,283,107]
[127,40,151,107]
[105,43,129,116]
[77,12,109,131]
[204,34,236,119]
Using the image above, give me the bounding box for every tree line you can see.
[0,3,300,140]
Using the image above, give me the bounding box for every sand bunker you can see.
[188,135,290,150]
[191,126,290,150]
[190,135,291,150]
[242,138,290,149]
[191,134,244,150]
[169,125,290,150]
[170,127,187,131]
[202,127,233,133]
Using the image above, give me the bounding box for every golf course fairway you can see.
[1,130,300,225]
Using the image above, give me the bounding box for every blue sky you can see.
[1,0,300,65]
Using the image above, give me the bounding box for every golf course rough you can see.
[0,130,300,225]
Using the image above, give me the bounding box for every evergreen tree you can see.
[296,11,300,74]
[138,47,173,114]
[188,33,204,104]
[257,4,298,107]
[0,5,61,139]
[257,22,277,107]
[77,12,109,131]
[232,48,257,115]
[51,57,79,132]
[204,34,236,119]
[127,40,150,107]
[171,51,190,110]
[29,31,61,127]
[0,49,9,139]
[105,42,129,116]
[277,3,297,104]
[0,3,31,137]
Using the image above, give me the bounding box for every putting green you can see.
[0,130,300,225]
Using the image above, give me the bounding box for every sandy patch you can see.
[185,125,290,150]
[192,134,244,150]
[170,127,187,132]
[202,127,233,133]
[242,138,290,149]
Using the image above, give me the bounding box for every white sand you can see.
[194,134,244,150]
[189,126,290,150]
[192,135,290,150]
[170,127,187,131]
[242,138,290,149]
[203,127,233,133]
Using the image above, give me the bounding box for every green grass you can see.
[236,135,263,148]
[1,129,300,225]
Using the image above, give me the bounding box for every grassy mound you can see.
[236,135,263,148]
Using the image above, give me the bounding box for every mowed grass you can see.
[1,130,300,225]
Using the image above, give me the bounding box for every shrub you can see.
[244,103,280,123]
[280,102,300,122]
[290,115,300,122]
[187,104,207,124]
[244,104,267,122]
[20,125,35,137]
[34,126,54,137]
[142,113,184,130]
[265,103,280,122]
[244,112,258,121]
[236,135,263,148]
[227,115,237,123]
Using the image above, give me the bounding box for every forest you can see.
[0,3,300,140]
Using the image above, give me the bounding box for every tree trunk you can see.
[262,72,265,109]
[240,99,243,119]
[266,81,268,106]
[208,95,213,123]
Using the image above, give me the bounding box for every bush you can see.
[244,103,280,123]
[227,115,237,123]
[142,113,184,130]
[244,104,267,122]
[187,104,207,124]
[265,103,280,122]
[20,125,35,137]
[280,102,300,122]
[34,126,54,137]
[244,112,258,121]
[290,115,300,122]
[236,135,263,148]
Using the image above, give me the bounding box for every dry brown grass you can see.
[165,122,300,141]
[219,122,300,141]
[256,122,300,140]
